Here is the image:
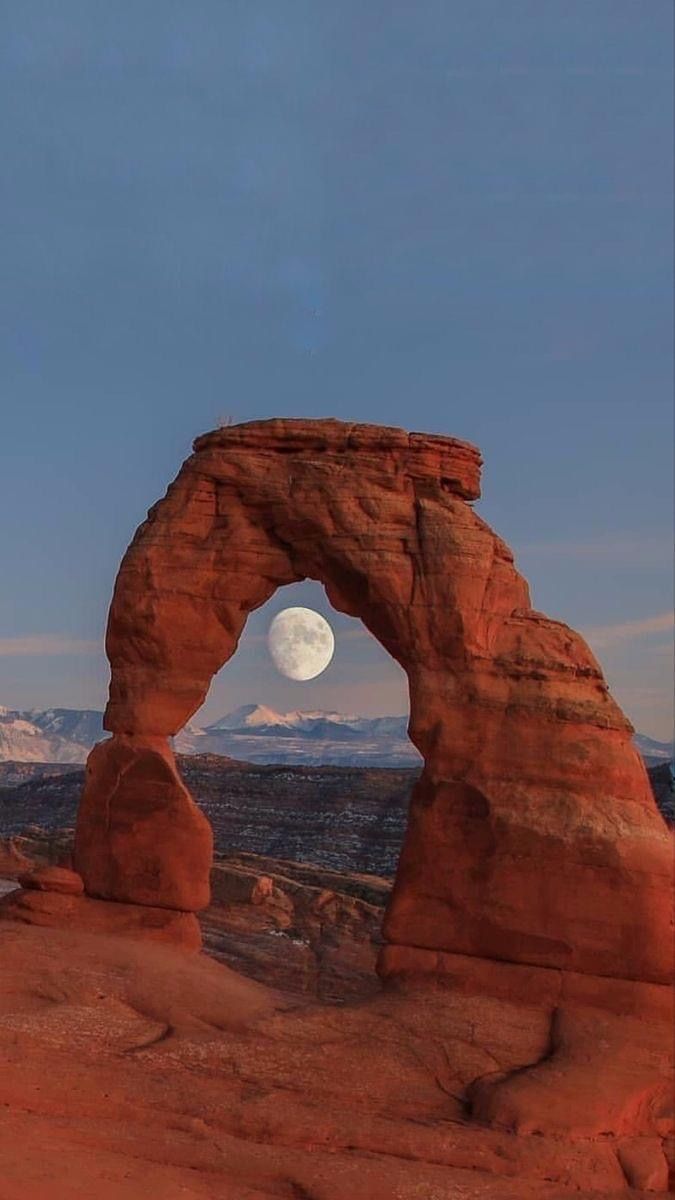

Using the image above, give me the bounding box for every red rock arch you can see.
[74,420,672,984]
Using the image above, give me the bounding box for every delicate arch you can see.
[74,420,672,984]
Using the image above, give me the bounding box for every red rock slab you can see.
[0,923,668,1198]
[0,887,202,952]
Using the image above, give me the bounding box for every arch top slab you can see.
[193,417,483,501]
[75,419,672,985]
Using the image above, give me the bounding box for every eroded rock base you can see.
[380,945,673,1146]
[0,922,672,1198]
[0,876,201,952]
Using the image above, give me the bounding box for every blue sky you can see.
[0,1,672,738]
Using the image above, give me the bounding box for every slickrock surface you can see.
[0,835,32,878]
[1,839,672,1193]
[74,419,671,987]
[0,921,672,1199]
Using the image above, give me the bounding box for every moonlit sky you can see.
[0,2,672,739]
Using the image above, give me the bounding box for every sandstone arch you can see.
[74,419,672,984]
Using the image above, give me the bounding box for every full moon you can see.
[267,607,335,681]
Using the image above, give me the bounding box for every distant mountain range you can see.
[632,733,674,767]
[174,704,419,766]
[0,703,671,769]
[0,707,104,764]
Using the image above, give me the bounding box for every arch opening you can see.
[174,579,421,872]
[169,579,422,998]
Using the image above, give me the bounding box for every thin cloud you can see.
[582,612,674,650]
[517,536,672,565]
[0,635,101,657]
[644,640,675,661]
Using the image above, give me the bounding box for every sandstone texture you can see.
[0,835,32,877]
[1,835,672,1193]
[73,418,671,988]
[0,921,672,1199]
[76,736,213,910]
[0,886,202,951]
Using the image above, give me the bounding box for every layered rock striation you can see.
[72,418,670,988]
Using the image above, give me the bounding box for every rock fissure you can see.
[466,1007,561,1129]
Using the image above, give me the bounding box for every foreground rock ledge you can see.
[0,922,672,1199]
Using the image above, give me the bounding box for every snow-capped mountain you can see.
[0,703,671,771]
[0,707,104,764]
[200,704,410,741]
[173,705,417,765]
[206,704,298,732]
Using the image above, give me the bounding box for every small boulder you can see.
[251,875,274,904]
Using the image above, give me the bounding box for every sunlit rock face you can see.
[74,418,672,984]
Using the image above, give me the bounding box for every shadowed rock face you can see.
[74,418,672,984]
